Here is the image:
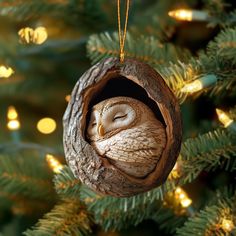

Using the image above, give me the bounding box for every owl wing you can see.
[94,122,166,164]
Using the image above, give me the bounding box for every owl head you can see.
[87,96,156,142]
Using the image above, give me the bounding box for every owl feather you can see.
[87,96,167,178]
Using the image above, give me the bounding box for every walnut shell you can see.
[63,58,182,197]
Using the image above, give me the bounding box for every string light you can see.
[46,154,63,173]
[216,109,233,128]
[7,106,20,130]
[0,65,14,78]
[221,218,234,232]
[175,187,192,208]
[65,95,71,102]
[37,117,57,134]
[168,9,209,22]
[181,74,218,94]
[163,186,193,215]
[169,9,193,21]
[181,79,203,93]
[18,26,48,45]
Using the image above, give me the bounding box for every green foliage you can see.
[131,0,179,40]
[24,199,93,236]
[0,152,54,200]
[152,208,187,234]
[87,32,191,66]
[203,0,236,27]
[0,0,107,30]
[74,128,236,232]
[0,144,58,219]
[83,187,186,233]
[0,1,61,21]
[54,166,80,198]
[207,28,236,64]
[87,28,236,103]
[177,189,236,236]
[159,61,197,103]
[181,129,236,180]
[0,0,236,235]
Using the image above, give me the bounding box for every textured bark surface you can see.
[63,58,182,197]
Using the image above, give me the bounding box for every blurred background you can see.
[0,0,236,235]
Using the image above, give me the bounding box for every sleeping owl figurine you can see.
[87,96,166,178]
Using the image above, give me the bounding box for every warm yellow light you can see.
[7,120,20,130]
[180,198,192,208]
[65,95,71,102]
[0,65,14,78]
[7,106,20,130]
[181,80,203,93]
[37,117,56,134]
[175,187,182,194]
[18,27,33,44]
[7,106,18,120]
[33,27,48,44]
[168,9,193,21]
[221,219,234,232]
[46,154,63,173]
[216,109,233,128]
[174,187,192,208]
[18,26,48,45]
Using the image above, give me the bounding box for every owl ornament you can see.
[87,97,166,178]
[63,58,182,197]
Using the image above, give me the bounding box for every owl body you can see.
[87,96,166,178]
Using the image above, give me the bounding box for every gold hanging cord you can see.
[117,0,130,63]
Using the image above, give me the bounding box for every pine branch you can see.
[176,189,236,236]
[206,28,236,65]
[203,0,236,27]
[151,208,187,234]
[159,61,198,103]
[81,185,186,232]
[87,32,191,66]
[24,199,93,236]
[76,128,236,232]
[0,153,55,200]
[52,127,236,232]
[181,128,236,178]
[0,1,61,21]
[162,28,236,102]
[54,166,80,197]
[0,0,107,30]
[87,29,236,103]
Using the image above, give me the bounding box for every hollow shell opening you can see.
[84,76,166,139]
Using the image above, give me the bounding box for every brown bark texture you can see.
[63,57,182,197]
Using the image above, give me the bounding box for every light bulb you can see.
[181,80,203,93]
[216,109,233,128]
[37,117,56,134]
[221,218,234,232]
[46,154,63,173]
[168,9,193,21]
[7,106,20,130]
[0,65,14,78]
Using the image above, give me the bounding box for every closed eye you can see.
[113,114,127,121]
[91,122,97,127]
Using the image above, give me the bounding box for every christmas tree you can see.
[0,0,236,235]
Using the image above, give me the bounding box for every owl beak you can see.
[97,124,105,137]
